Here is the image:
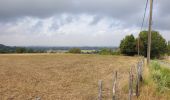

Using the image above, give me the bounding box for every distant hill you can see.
[0,44,16,53]
[0,44,118,53]
[27,46,118,51]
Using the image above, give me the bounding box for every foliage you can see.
[99,48,113,55]
[168,41,170,55]
[68,48,81,54]
[139,31,167,58]
[150,61,170,92]
[119,34,137,56]
[16,47,27,53]
[0,44,43,53]
[119,31,168,58]
[0,44,16,53]
[112,50,121,55]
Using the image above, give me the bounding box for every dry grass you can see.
[163,56,170,63]
[0,54,138,100]
[167,56,170,62]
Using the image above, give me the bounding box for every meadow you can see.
[0,54,137,100]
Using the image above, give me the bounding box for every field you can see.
[167,56,170,62]
[0,54,138,100]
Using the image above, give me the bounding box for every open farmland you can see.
[0,54,138,100]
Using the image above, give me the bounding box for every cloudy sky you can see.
[0,0,169,46]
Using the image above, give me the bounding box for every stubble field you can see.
[0,54,138,100]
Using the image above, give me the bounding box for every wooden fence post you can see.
[139,61,143,82]
[98,80,102,100]
[112,71,117,100]
[136,68,139,97]
[129,68,133,100]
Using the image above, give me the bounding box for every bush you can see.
[112,50,121,55]
[16,47,27,53]
[68,48,81,54]
[99,48,113,55]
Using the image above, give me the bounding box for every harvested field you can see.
[0,54,138,100]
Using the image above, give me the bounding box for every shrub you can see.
[112,51,121,55]
[68,48,81,54]
[99,48,113,55]
[15,47,27,53]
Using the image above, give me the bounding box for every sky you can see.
[0,0,169,47]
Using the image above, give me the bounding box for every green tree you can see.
[139,31,167,58]
[168,41,170,55]
[120,34,136,56]
[68,48,81,54]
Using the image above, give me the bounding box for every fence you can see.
[98,57,144,100]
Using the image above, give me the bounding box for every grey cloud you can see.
[89,15,103,25]
[1,0,169,30]
[49,15,74,31]
[0,0,170,46]
[31,21,43,32]
[0,0,143,20]
[0,0,169,30]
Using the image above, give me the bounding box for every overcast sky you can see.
[0,0,169,46]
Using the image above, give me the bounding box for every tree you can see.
[68,48,81,54]
[168,41,170,55]
[120,34,137,56]
[139,31,167,58]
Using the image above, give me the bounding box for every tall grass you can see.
[150,61,170,92]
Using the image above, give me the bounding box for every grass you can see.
[0,54,138,100]
[150,61,170,92]
[162,56,170,63]
[137,60,170,100]
[1,54,169,100]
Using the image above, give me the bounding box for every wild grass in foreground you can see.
[150,61,170,92]
[135,60,170,100]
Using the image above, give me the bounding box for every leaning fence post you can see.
[112,71,117,100]
[98,80,102,100]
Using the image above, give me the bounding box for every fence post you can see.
[98,80,102,100]
[136,62,141,97]
[112,71,117,100]
[139,61,143,82]
[129,68,133,100]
